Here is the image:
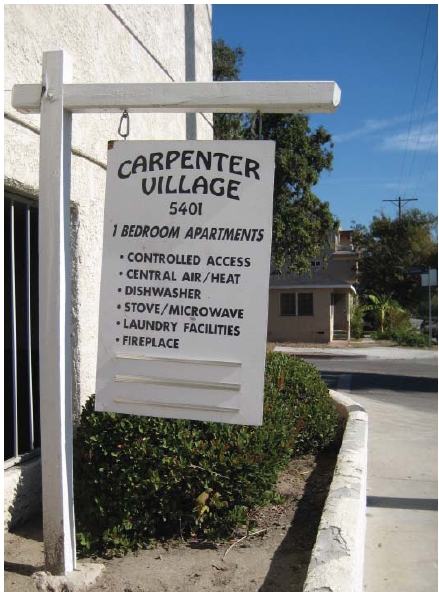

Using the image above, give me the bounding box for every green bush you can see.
[74,352,338,555]
[350,299,365,339]
[373,328,429,348]
[387,307,411,333]
[391,329,429,348]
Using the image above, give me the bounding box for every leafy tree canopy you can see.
[212,39,245,141]
[352,209,438,312]
[213,39,336,273]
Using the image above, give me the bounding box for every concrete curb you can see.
[4,456,42,530]
[303,390,368,592]
[274,344,438,361]
[274,345,368,360]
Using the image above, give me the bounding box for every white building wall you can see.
[4,3,212,528]
[5,2,213,419]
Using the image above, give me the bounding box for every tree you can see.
[352,209,438,312]
[212,39,245,140]
[244,113,336,272]
[213,39,336,273]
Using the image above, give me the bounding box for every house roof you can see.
[269,259,357,292]
[269,274,356,292]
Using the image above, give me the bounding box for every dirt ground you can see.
[4,444,338,592]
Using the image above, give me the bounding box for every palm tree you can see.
[364,294,405,333]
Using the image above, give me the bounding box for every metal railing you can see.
[4,193,40,466]
[335,243,355,252]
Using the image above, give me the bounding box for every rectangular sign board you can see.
[409,267,428,275]
[421,269,438,287]
[95,140,275,425]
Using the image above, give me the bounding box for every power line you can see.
[413,131,437,198]
[396,5,431,198]
[403,55,438,197]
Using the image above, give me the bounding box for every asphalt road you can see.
[314,357,437,413]
[311,356,438,592]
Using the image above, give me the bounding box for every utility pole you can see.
[428,267,432,348]
[383,196,418,220]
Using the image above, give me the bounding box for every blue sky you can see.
[212,3,438,230]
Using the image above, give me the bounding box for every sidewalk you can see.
[273,340,438,360]
[356,391,438,591]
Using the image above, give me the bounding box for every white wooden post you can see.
[13,80,341,115]
[38,49,76,575]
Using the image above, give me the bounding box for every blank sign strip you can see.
[113,398,240,413]
[114,374,240,391]
[115,353,241,367]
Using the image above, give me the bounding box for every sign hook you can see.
[118,109,130,140]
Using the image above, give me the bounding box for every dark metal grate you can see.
[4,193,41,463]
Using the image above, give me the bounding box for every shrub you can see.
[391,330,429,348]
[372,328,429,348]
[74,352,338,555]
[387,307,411,333]
[350,299,364,339]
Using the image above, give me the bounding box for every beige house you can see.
[267,230,358,343]
[4,3,213,529]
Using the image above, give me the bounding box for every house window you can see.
[280,292,314,317]
[280,293,296,316]
[310,260,321,268]
[298,293,314,316]
[4,192,40,464]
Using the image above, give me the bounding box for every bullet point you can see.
[120,255,124,259]
[117,304,121,309]
[119,271,123,276]
[117,321,120,326]
[118,288,122,292]
[116,338,120,342]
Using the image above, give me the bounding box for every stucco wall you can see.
[326,255,357,284]
[267,289,332,343]
[4,3,213,419]
[4,4,213,528]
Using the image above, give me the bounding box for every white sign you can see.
[421,269,438,287]
[95,140,275,425]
